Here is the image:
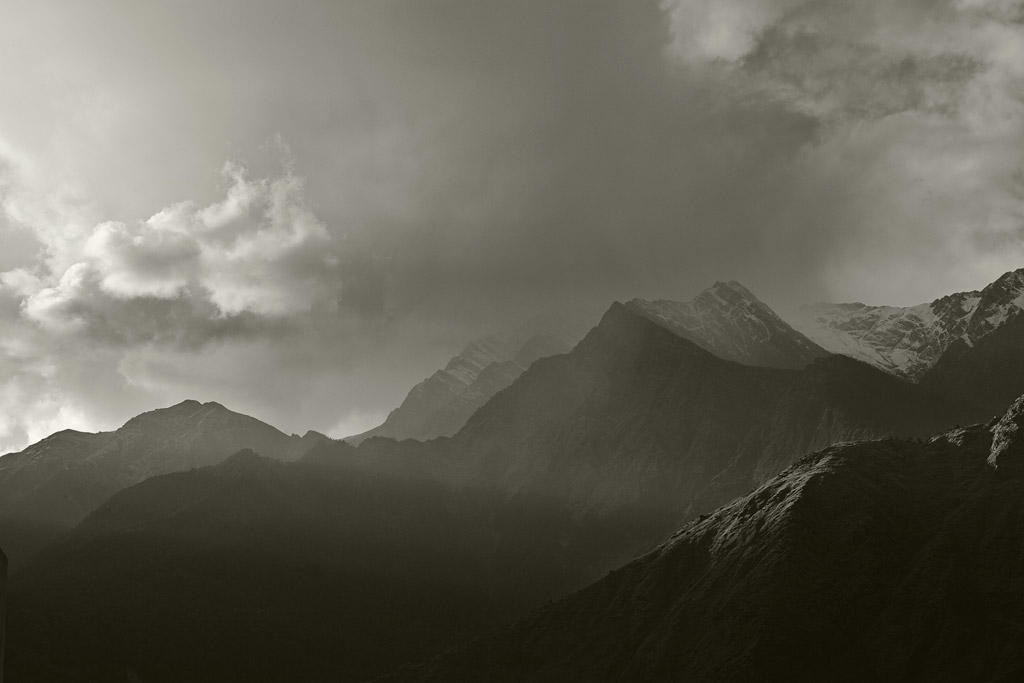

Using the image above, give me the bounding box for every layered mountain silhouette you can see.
[418,302,982,593]
[796,268,1024,381]
[348,309,596,444]
[384,396,1024,683]
[355,282,829,446]
[5,298,984,682]
[627,280,829,369]
[0,400,325,568]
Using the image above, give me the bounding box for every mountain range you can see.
[2,269,1022,682]
[796,268,1024,381]
[3,294,983,682]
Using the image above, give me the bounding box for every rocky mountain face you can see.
[627,281,829,369]
[795,268,1024,381]
[348,309,596,444]
[0,400,325,568]
[385,397,1024,683]
[921,311,1024,414]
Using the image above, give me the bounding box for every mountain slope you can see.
[796,268,1024,380]
[0,400,325,568]
[921,309,1024,414]
[349,309,596,444]
[5,448,500,683]
[627,280,829,369]
[339,302,982,602]
[384,397,1024,683]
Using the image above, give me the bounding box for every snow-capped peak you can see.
[794,268,1024,380]
[626,281,828,369]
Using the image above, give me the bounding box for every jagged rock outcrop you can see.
[989,394,1024,475]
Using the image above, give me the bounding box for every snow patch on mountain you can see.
[627,281,829,369]
[795,269,1024,380]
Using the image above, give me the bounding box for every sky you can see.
[0,0,1022,451]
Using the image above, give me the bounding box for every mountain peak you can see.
[625,281,828,369]
[796,267,1024,381]
[710,279,757,298]
[989,394,1024,474]
[218,448,270,473]
[348,307,595,443]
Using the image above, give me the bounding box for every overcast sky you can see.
[0,0,1022,450]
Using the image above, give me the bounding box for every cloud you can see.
[660,0,1024,302]
[0,147,427,451]
[6,161,344,340]
[662,0,803,62]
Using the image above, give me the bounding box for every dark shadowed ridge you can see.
[6,446,499,683]
[381,396,1024,683]
[922,310,1024,414]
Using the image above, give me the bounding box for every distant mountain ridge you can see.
[627,280,829,369]
[348,309,597,444]
[796,268,1024,380]
[0,399,325,568]
[355,281,828,447]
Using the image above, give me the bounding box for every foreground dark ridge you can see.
[382,395,1024,683]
